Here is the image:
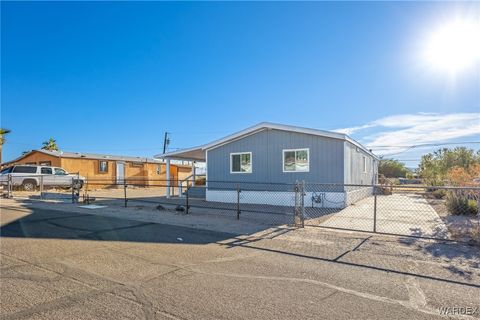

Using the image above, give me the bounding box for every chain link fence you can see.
[2,175,479,242]
[0,172,83,202]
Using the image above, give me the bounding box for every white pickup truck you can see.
[0,165,86,191]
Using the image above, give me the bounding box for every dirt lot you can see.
[425,196,480,245]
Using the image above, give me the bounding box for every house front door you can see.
[116,162,125,185]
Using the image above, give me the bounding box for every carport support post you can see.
[373,187,377,233]
[192,161,196,187]
[166,159,171,198]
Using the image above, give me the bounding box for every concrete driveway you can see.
[319,193,450,239]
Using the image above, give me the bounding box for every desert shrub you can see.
[432,189,447,199]
[467,199,478,215]
[446,191,478,215]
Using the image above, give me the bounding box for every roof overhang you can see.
[154,145,206,161]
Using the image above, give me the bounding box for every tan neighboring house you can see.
[1,149,192,187]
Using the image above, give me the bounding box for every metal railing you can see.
[177,173,206,198]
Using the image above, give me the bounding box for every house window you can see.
[363,156,368,173]
[230,152,252,173]
[39,161,51,166]
[283,149,309,172]
[131,162,143,167]
[99,160,108,173]
[25,162,36,165]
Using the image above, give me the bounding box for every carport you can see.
[154,146,206,198]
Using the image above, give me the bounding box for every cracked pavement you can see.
[1,202,479,320]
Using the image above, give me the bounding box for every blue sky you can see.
[1,1,479,166]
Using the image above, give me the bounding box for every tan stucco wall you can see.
[6,152,61,167]
[2,151,192,188]
[177,166,193,182]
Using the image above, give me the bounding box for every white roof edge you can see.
[344,137,380,160]
[201,122,346,151]
[201,122,378,159]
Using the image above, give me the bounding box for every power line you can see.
[372,141,480,157]
[370,141,480,149]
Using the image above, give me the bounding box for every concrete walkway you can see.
[319,193,450,239]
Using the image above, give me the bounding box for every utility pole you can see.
[163,132,170,154]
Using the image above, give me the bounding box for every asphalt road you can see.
[1,204,479,320]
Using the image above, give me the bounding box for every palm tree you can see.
[0,128,11,164]
[41,138,59,151]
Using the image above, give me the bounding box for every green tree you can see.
[0,128,11,164]
[419,147,480,186]
[379,159,409,178]
[41,138,59,151]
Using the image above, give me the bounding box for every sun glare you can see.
[423,19,480,73]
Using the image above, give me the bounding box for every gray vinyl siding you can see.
[207,129,345,189]
[343,141,377,186]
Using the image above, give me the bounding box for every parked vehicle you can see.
[0,165,86,191]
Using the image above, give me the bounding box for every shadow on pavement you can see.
[2,204,479,289]
[0,206,236,245]
[219,235,480,289]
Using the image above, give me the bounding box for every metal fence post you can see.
[71,177,75,203]
[84,175,89,204]
[40,175,44,199]
[124,178,128,207]
[294,180,302,227]
[373,186,377,233]
[7,173,12,198]
[236,185,241,220]
[186,185,190,214]
[300,180,305,228]
[477,195,480,241]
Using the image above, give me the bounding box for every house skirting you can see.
[206,190,347,209]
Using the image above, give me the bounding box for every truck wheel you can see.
[22,179,37,191]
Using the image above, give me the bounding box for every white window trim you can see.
[282,148,310,173]
[363,155,367,173]
[230,152,252,174]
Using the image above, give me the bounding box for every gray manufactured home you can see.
[156,122,379,208]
